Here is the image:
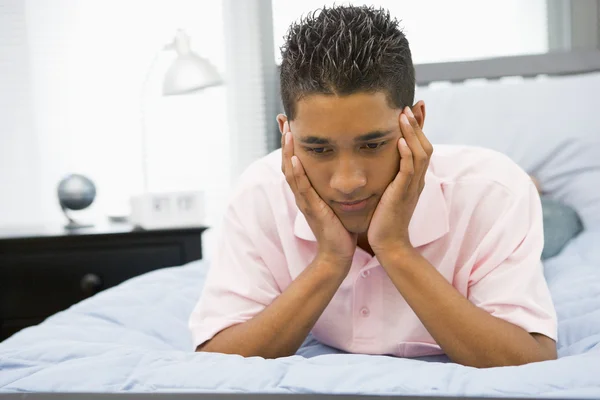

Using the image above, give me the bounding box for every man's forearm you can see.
[198,256,348,358]
[378,247,556,368]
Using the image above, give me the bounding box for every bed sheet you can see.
[1,231,599,397]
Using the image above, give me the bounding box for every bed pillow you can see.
[415,72,600,230]
[541,197,583,260]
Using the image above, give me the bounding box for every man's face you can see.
[284,92,404,234]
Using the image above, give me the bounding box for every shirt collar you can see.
[293,169,449,248]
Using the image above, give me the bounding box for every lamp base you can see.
[130,190,205,229]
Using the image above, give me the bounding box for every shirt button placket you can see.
[353,263,375,343]
[358,269,371,321]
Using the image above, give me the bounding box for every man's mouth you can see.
[335,197,371,212]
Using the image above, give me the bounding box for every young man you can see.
[189,5,558,368]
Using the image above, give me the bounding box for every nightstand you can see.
[0,222,208,341]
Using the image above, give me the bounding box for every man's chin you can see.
[343,226,368,235]
[338,216,372,235]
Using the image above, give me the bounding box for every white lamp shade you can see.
[162,54,223,96]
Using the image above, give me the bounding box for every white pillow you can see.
[416,72,600,229]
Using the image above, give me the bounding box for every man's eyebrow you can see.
[354,130,394,142]
[298,130,394,145]
[298,136,330,145]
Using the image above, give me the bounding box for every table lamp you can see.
[161,29,223,96]
[130,29,223,229]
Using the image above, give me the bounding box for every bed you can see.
[2,52,600,398]
[1,233,600,397]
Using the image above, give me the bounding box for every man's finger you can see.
[401,110,428,173]
[406,108,434,157]
[281,121,290,173]
[291,155,325,218]
[282,131,299,195]
[394,136,414,195]
[405,107,433,193]
[402,109,430,193]
[282,133,312,214]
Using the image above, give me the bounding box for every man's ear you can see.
[276,114,289,135]
[411,100,426,129]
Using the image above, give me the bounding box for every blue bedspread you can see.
[1,230,600,397]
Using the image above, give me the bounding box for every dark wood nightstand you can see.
[0,222,208,341]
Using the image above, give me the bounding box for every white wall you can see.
[1,0,232,228]
[0,0,43,226]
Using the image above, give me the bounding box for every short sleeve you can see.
[188,185,284,349]
[467,180,558,341]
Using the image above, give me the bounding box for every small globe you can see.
[57,174,96,211]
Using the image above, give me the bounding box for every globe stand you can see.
[57,174,97,231]
[61,205,94,230]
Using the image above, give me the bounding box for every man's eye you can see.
[363,142,386,150]
[306,147,330,155]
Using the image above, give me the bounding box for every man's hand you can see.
[367,107,433,257]
[281,122,358,268]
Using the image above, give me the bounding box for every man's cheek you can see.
[381,149,400,181]
[303,163,328,197]
[298,156,317,184]
[387,144,401,170]
[294,151,310,176]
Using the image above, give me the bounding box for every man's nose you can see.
[330,158,367,195]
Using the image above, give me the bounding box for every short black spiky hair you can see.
[280,5,415,120]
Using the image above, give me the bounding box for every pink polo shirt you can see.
[189,145,558,357]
